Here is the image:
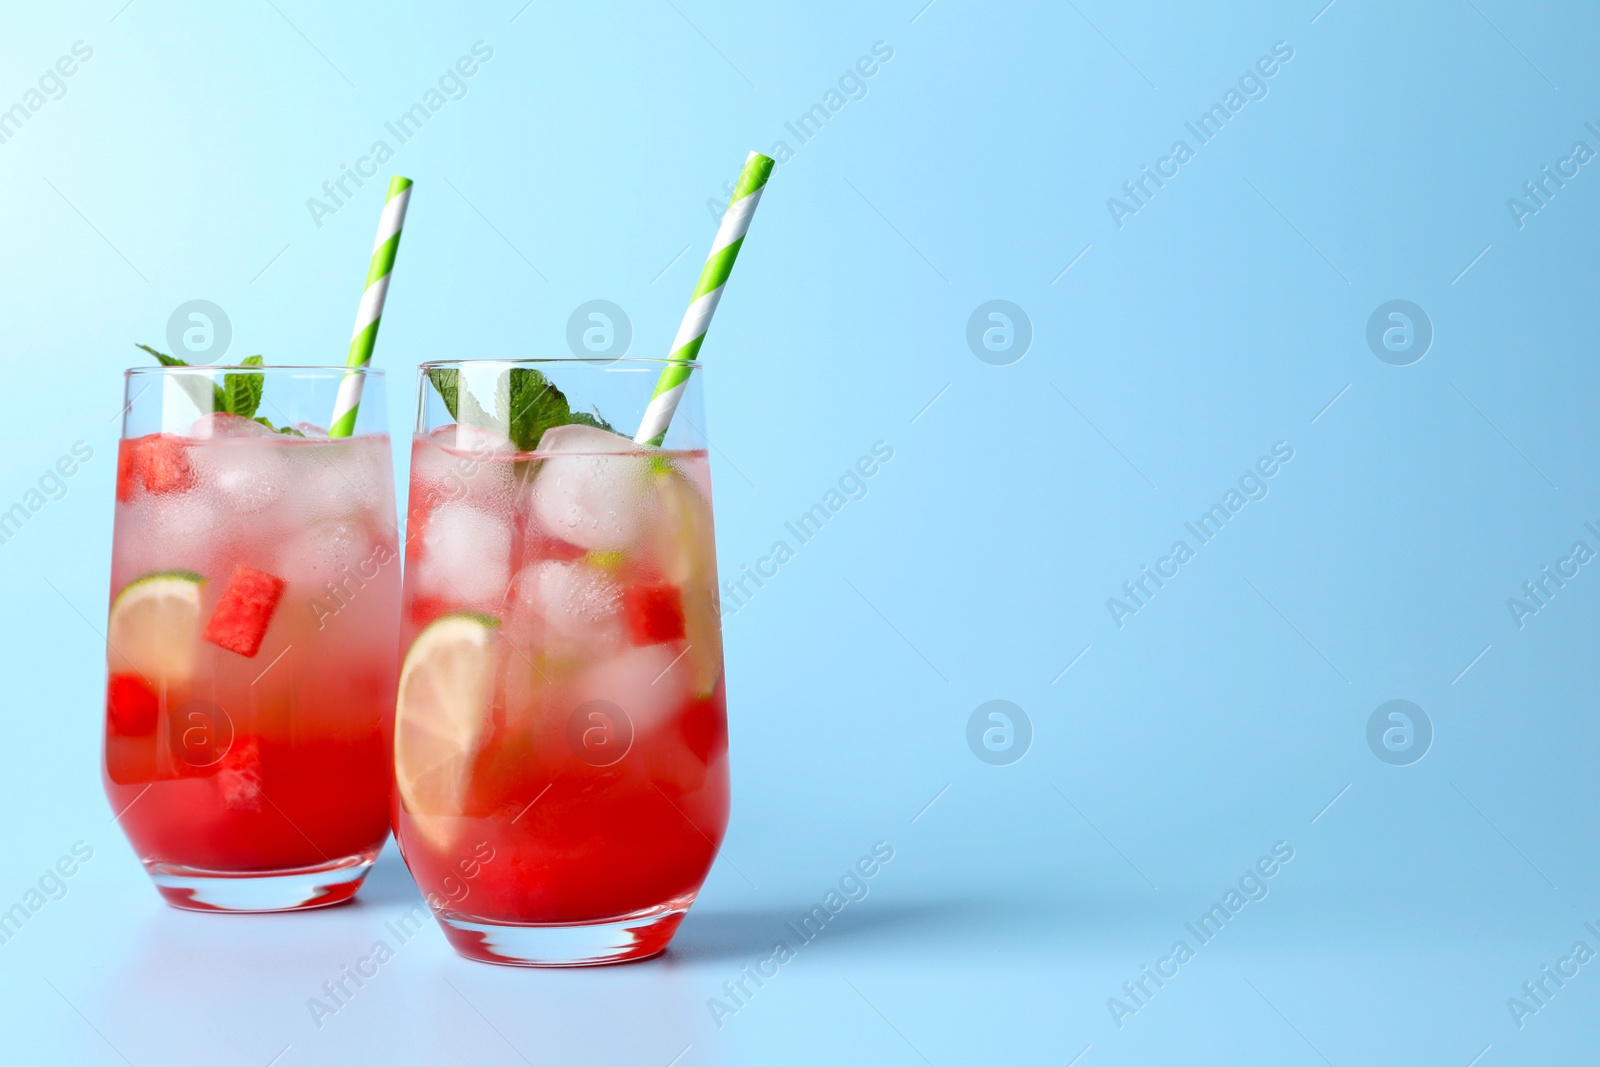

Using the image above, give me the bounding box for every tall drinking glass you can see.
[394,358,729,965]
[105,365,399,911]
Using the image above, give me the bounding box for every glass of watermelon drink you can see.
[394,359,728,965]
[105,363,400,911]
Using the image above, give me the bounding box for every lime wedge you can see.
[108,571,205,682]
[649,471,723,697]
[394,614,499,845]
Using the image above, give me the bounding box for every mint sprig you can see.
[137,346,302,434]
[138,343,225,414]
[507,368,573,452]
[224,355,265,419]
[426,367,461,420]
[567,408,615,431]
[427,366,614,450]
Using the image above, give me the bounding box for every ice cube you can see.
[277,516,376,590]
[409,434,456,488]
[293,422,330,440]
[121,492,223,576]
[288,440,389,524]
[189,413,278,439]
[436,423,514,454]
[568,644,692,732]
[527,425,651,550]
[537,424,638,454]
[510,560,623,653]
[416,500,512,609]
[190,439,289,514]
[410,427,517,518]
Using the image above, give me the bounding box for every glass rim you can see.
[125,364,385,377]
[417,357,701,370]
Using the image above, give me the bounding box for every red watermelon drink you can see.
[104,362,400,911]
[393,360,729,965]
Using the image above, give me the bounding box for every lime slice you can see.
[394,614,499,845]
[649,471,723,697]
[108,571,205,681]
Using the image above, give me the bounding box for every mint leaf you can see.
[507,368,571,451]
[431,366,498,431]
[427,368,460,421]
[255,417,304,437]
[137,343,225,414]
[566,408,615,433]
[224,355,265,419]
[137,343,186,368]
[461,385,497,430]
[137,346,301,432]
[428,364,617,450]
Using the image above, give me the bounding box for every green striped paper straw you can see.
[634,151,774,445]
[329,175,412,438]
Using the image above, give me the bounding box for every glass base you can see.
[434,899,693,966]
[146,850,380,913]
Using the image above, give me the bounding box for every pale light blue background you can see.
[1,0,1597,1063]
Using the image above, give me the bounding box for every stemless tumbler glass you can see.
[394,358,729,965]
[105,365,400,911]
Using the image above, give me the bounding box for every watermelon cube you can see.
[106,673,159,735]
[203,565,287,658]
[218,737,264,811]
[623,582,685,645]
[116,434,195,502]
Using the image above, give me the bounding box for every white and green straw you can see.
[634,151,774,445]
[329,175,412,438]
